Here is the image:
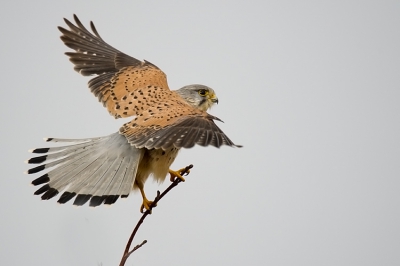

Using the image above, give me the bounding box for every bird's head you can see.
[175,84,218,111]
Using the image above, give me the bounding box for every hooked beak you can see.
[210,94,219,104]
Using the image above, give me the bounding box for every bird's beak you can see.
[210,94,219,104]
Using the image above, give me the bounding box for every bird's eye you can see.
[198,89,208,96]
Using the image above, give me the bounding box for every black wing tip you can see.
[143,60,160,69]
[62,14,81,25]
[224,138,243,148]
[210,115,224,123]
[58,26,68,34]
[89,20,102,40]
[62,17,70,25]
[73,14,79,21]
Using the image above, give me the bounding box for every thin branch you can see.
[119,164,193,266]
[126,240,147,257]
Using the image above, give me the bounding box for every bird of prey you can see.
[25,15,241,212]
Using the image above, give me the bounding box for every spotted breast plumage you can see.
[25,15,241,212]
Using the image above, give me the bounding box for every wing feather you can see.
[58,15,241,149]
[120,114,241,149]
[59,15,169,118]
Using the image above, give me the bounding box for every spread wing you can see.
[59,15,241,149]
[120,110,240,149]
[59,14,169,118]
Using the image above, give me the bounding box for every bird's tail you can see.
[25,132,143,207]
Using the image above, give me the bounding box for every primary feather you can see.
[25,15,241,208]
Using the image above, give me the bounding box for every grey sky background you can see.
[1,1,399,265]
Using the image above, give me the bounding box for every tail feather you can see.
[29,147,99,191]
[93,142,137,199]
[75,156,120,197]
[25,132,143,206]
[57,192,76,204]
[101,158,130,199]
[54,139,119,190]
[47,149,106,194]
[75,138,129,197]
[27,146,96,172]
[73,156,117,195]
[28,140,97,154]
[118,156,138,196]
[45,137,102,143]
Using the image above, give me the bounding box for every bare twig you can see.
[119,164,193,266]
[126,240,147,257]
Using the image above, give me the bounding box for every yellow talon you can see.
[169,168,190,182]
[138,182,156,213]
[140,197,156,213]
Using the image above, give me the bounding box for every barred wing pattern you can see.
[25,15,241,207]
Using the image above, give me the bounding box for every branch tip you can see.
[119,164,194,266]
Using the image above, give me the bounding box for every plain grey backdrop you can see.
[1,1,399,265]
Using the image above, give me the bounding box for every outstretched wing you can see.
[59,14,169,118]
[120,111,241,149]
[59,15,241,149]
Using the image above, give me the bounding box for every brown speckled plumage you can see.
[25,15,241,209]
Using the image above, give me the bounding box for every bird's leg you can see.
[169,168,190,182]
[136,181,156,213]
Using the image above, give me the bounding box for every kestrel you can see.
[26,15,241,212]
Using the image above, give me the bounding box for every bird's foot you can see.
[140,197,156,213]
[169,168,190,182]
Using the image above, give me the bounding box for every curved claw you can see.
[169,168,189,182]
[140,198,156,213]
